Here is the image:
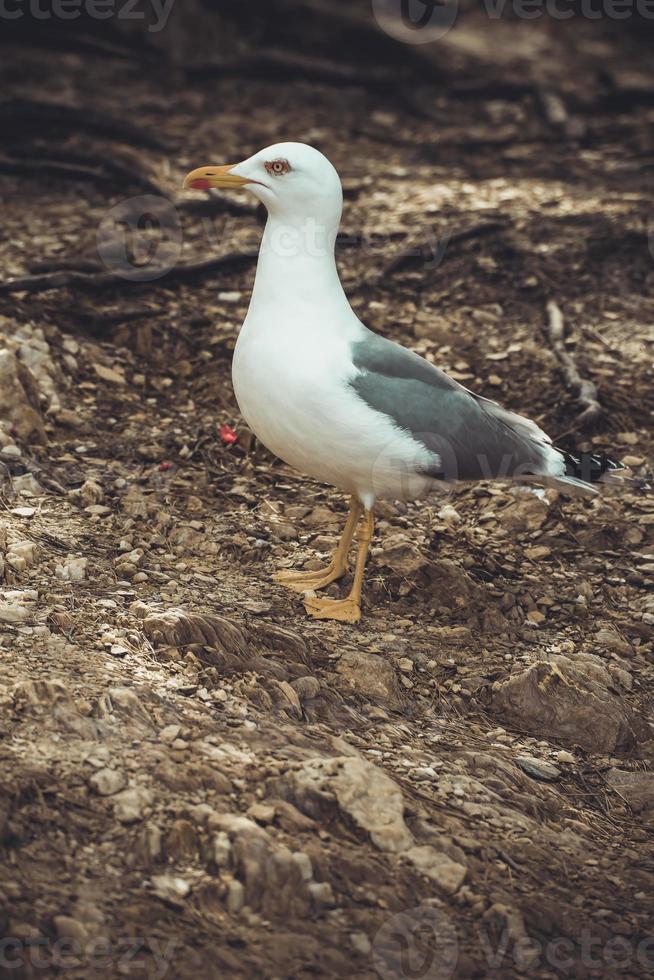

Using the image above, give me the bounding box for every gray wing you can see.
[349,329,558,483]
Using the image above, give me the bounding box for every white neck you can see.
[247,212,350,316]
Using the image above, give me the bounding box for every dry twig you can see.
[0,150,162,195]
[0,250,258,296]
[545,300,603,430]
[356,220,506,290]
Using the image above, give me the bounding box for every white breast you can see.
[231,310,437,506]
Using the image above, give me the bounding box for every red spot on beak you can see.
[189,178,212,190]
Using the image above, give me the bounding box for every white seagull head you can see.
[184,141,343,227]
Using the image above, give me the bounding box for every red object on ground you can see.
[159,460,173,471]
[219,424,238,446]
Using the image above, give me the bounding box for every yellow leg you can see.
[304,509,374,623]
[273,497,363,594]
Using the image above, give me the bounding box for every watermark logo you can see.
[372,0,654,37]
[372,906,459,980]
[96,194,457,281]
[369,431,456,502]
[372,0,459,42]
[97,195,182,282]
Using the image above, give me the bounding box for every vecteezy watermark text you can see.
[0,0,175,31]
[95,194,452,281]
[0,934,177,977]
[484,0,654,18]
[372,0,654,44]
[372,906,654,979]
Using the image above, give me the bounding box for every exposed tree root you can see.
[546,300,603,431]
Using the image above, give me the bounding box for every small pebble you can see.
[515,755,561,782]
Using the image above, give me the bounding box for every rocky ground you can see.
[1,8,654,979]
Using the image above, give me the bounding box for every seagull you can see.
[183,142,622,623]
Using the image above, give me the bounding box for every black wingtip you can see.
[559,448,625,484]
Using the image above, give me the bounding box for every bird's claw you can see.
[273,563,346,594]
[303,594,361,623]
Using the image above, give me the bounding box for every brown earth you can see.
[0,7,654,979]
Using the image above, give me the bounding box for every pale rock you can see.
[11,474,44,497]
[292,851,313,882]
[609,665,633,690]
[85,746,111,768]
[93,362,126,385]
[437,504,461,524]
[308,881,335,908]
[405,845,467,894]
[89,768,127,797]
[490,656,646,753]
[0,444,21,458]
[97,687,154,732]
[226,878,244,914]
[55,557,88,582]
[291,676,321,701]
[0,589,37,623]
[275,680,302,715]
[164,819,198,861]
[208,812,319,918]
[159,724,181,743]
[151,874,190,905]
[350,932,372,956]
[247,803,276,825]
[213,831,232,867]
[69,480,104,507]
[595,628,633,658]
[141,824,162,862]
[11,506,36,518]
[5,554,27,574]
[9,922,42,940]
[53,916,89,943]
[607,769,654,816]
[377,533,428,579]
[55,408,82,427]
[0,348,45,442]
[500,489,550,531]
[274,756,414,853]
[113,786,152,823]
[515,755,561,782]
[122,549,144,567]
[11,326,61,415]
[337,651,401,703]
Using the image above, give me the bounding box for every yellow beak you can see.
[182,164,249,191]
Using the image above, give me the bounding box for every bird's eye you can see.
[265,158,291,176]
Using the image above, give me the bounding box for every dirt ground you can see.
[1,6,654,979]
